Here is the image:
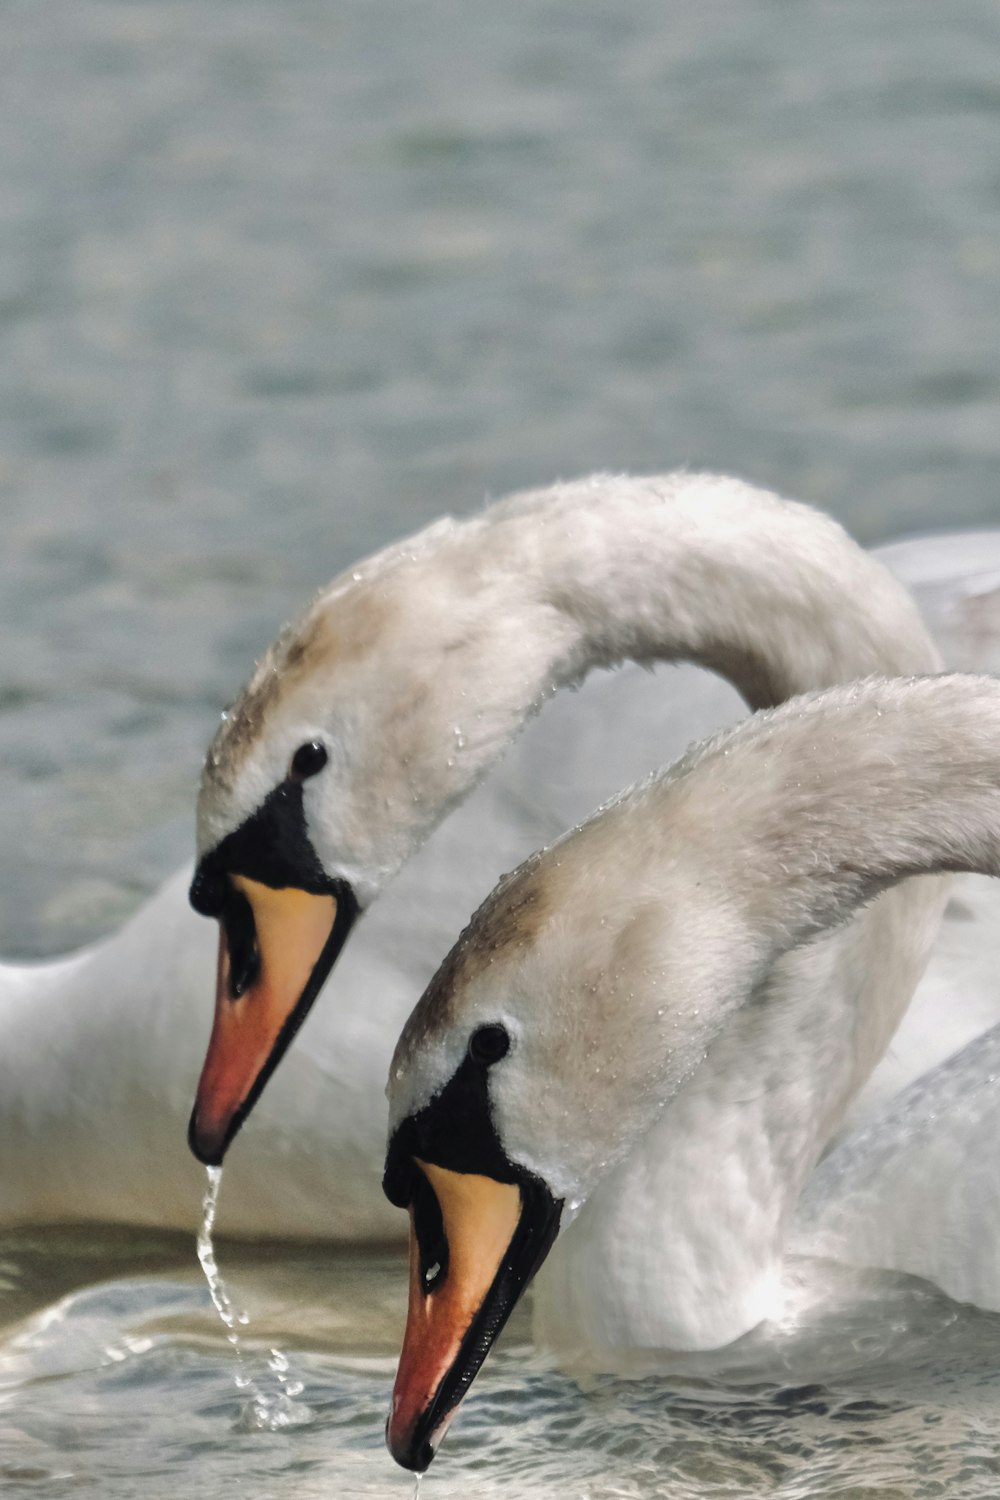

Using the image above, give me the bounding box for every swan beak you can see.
[188,876,347,1165]
[386,1160,561,1472]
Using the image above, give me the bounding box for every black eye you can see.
[468,1023,510,1066]
[289,741,328,781]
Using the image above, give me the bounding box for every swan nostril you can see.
[412,1169,449,1296]
[221,886,261,999]
[189,867,227,919]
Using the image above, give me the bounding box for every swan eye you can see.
[289,741,328,781]
[468,1023,510,1066]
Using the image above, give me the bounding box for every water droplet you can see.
[196,1168,314,1433]
[198,1169,246,1347]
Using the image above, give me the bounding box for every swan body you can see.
[0,475,997,1257]
[383,673,1000,1469]
[796,1012,1000,1310]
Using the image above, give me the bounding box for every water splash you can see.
[197,1167,313,1431]
[197,1168,244,1350]
[412,1475,422,1500]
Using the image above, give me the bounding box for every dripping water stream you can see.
[197,1166,313,1431]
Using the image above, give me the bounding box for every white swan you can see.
[186,471,943,1169]
[381,671,1000,1472]
[1,475,998,1237]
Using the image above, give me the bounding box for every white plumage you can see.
[1,474,999,1359]
[390,674,1000,1368]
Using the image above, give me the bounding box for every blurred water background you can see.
[2,2,1000,1496]
[3,0,1000,955]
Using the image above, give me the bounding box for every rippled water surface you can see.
[3,1,1000,1495]
[5,1225,1000,1499]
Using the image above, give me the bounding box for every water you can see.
[196,1168,244,1353]
[196,1168,312,1432]
[2,0,1000,1495]
[3,0,1000,958]
[3,1230,1000,1499]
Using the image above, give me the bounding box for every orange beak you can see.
[188,875,343,1164]
[386,1160,560,1472]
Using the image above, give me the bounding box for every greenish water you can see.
[2,2,1000,1495]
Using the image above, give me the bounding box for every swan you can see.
[381,671,1000,1473]
[185,471,946,1170]
[2,475,998,1235]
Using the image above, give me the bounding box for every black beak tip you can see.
[187,1107,227,1168]
[385,1416,436,1473]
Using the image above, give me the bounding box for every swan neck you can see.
[517,475,939,707]
[200,475,941,898]
[670,675,1000,972]
[477,675,995,1208]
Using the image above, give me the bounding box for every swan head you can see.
[382,800,744,1470]
[187,522,574,1164]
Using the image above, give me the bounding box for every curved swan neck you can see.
[402,473,942,854]
[396,674,997,1209]
[201,474,940,891]
[674,674,1000,962]
[539,672,1000,1081]
[497,473,939,708]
